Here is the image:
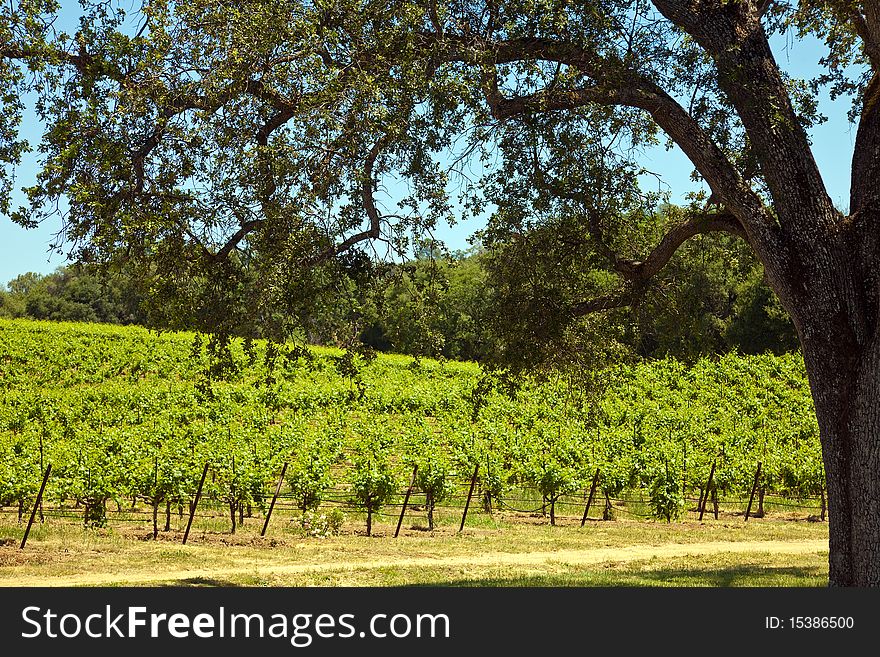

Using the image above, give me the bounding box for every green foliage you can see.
[0,238,798,366]
[361,248,495,361]
[207,444,265,533]
[725,269,800,355]
[0,0,820,363]
[518,424,585,525]
[285,425,341,512]
[1,266,145,325]
[349,460,398,512]
[408,434,455,530]
[649,464,686,523]
[331,345,377,402]
[348,454,399,536]
[0,319,825,532]
[0,437,39,512]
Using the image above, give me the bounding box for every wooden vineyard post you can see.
[38,433,45,523]
[699,461,716,521]
[459,465,480,533]
[21,464,51,549]
[261,462,289,537]
[395,465,419,538]
[581,468,601,527]
[745,461,762,522]
[484,453,492,513]
[183,462,209,545]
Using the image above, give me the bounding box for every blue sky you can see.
[0,15,861,287]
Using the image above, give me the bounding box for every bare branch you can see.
[303,134,390,267]
[214,220,264,262]
[255,107,297,204]
[426,32,606,72]
[851,72,880,213]
[651,0,837,231]
[636,213,746,281]
[428,0,444,35]
[422,27,775,246]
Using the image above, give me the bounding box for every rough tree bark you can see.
[800,308,880,585]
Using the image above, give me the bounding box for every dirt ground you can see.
[0,538,827,587]
[0,506,829,587]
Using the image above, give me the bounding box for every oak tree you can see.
[3,0,880,584]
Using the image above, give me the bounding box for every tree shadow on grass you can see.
[407,565,827,587]
[159,577,243,587]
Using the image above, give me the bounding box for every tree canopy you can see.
[2,0,863,339]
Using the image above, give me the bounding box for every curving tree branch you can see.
[473,71,769,245]
[651,0,838,232]
[303,134,390,267]
[569,212,746,316]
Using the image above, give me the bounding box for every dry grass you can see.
[0,505,829,587]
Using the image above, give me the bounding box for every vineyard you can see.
[0,318,825,542]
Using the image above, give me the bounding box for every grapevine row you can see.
[0,319,823,532]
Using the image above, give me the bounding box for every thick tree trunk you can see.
[815,370,880,585]
[801,306,880,586]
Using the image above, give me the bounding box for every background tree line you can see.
[0,266,146,326]
[1,208,798,363]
